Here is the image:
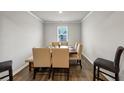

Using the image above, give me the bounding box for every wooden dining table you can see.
[25,46,77,71]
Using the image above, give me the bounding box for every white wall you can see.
[0,12,44,74]
[81,11,124,80]
[44,22,81,47]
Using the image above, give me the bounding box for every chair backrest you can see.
[52,48,69,68]
[74,42,78,49]
[52,42,60,47]
[114,46,124,73]
[76,44,82,56]
[49,42,53,47]
[33,48,51,67]
[60,41,68,46]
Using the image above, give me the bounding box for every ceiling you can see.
[32,11,89,22]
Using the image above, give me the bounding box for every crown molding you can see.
[26,11,44,23]
[81,11,94,22]
[44,20,81,24]
[27,11,93,23]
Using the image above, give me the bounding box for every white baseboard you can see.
[13,63,28,75]
[82,53,93,64]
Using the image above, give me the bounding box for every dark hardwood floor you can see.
[14,56,107,81]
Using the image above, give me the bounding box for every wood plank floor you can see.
[14,56,107,81]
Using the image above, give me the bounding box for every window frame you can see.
[57,26,69,42]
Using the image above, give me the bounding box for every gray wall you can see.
[81,11,124,80]
[44,22,81,47]
[0,12,44,73]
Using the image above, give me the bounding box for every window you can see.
[57,26,68,42]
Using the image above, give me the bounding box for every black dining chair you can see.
[0,60,13,81]
[93,46,124,81]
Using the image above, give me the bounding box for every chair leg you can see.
[48,68,51,79]
[33,68,36,79]
[115,73,119,81]
[77,60,79,64]
[97,67,100,80]
[67,68,69,81]
[9,68,13,81]
[29,62,32,71]
[79,60,82,69]
[52,69,54,80]
[93,64,96,81]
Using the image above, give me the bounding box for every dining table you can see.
[25,46,77,71]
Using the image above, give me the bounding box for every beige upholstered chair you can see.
[60,41,68,46]
[52,42,60,47]
[32,48,51,79]
[49,42,53,48]
[70,44,82,68]
[74,42,78,50]
[51,48,69,80]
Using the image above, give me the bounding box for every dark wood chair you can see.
[93,46,124,81]
[0,60,13,81]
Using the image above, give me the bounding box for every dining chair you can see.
[52,42,60,47]
[74,42,78,50]
[32,48,51,80]
[0,60,13,81]
[93,46,124,81]
[25,56,34,71]
[69,43,82,69]
[60,41,68,46]
[49,42,53,48]
[51,48,69,80]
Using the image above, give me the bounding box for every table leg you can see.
[29,62,32,71]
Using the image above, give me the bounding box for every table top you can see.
[25,46,77,63]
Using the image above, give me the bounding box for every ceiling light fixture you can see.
[59,11,63,14]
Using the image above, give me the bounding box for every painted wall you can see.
[43,22,81,47]
[81,11,124,80]
[0,12,44,74]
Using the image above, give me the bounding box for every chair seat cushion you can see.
[69,54,81,60]
[94,58,115,73]
[0,61,12,72]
